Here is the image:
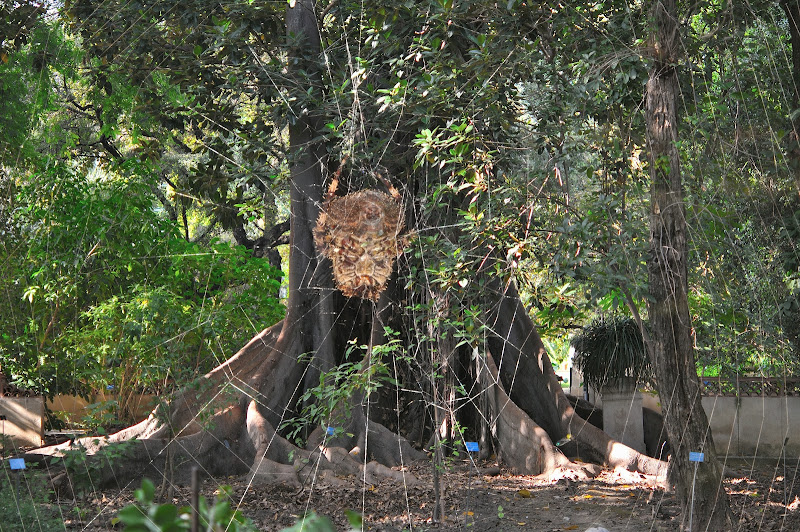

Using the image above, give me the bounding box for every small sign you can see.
[689,452,705,463]
[325,426,336,436]
[8,458,25,470]
[465,442,480,453]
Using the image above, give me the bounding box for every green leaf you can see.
[138,478,155,504]
[152,503,179,524]
[117,505,147,526]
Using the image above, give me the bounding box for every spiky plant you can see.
[571,316,650,392]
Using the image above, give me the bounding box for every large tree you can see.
[24,0,667,498]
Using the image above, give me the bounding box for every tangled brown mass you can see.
[313,188,410,301]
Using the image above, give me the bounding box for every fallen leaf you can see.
[563,526,579,530]
[518,489,532,498]
[788,496,800,511]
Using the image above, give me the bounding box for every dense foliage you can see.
[0,160,283,406]
[2,0,800,425]
[0,6,284,422]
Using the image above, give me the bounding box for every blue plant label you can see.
[9,458,25,470]
[465,441,480,453]
[689,452,704,463]
[325,426,336,436]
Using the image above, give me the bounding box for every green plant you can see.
[280,510,362,532]
[0,468,62,531]
[53,445,93,495]
[51,438,136,496]
[281,332,401,445]
[72,505,91,522]
[571,316,650,392]
[1,160,284,405]
[117,478,257,531]
[82,399,120,431]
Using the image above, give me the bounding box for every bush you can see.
[0,164,284,415]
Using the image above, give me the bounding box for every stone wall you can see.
[47,393,157,424]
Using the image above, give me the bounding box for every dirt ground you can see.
[50,456,800,531]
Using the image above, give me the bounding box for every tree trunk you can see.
[25,1,671,504]
[283,0,335,400]
[645,1,733,529]
[484,278,666,479]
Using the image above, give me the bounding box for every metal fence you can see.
[700,376,800,396]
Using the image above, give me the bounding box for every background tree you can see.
[644,0,733,529]
[0,7,284,423]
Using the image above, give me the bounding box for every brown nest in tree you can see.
[313,176,410,301]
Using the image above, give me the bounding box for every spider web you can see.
[2,1,800,531]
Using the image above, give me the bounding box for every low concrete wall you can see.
[568,367,799,457]
[47,394,90,422]
[601,380,646,454]
[595,393,800,458]
[702,395,800,458]
[638,395,800,458]
[0,396,44,449]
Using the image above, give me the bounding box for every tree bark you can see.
[283,0,336,394]
[645,1,733,529]
[485,278,666,478]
